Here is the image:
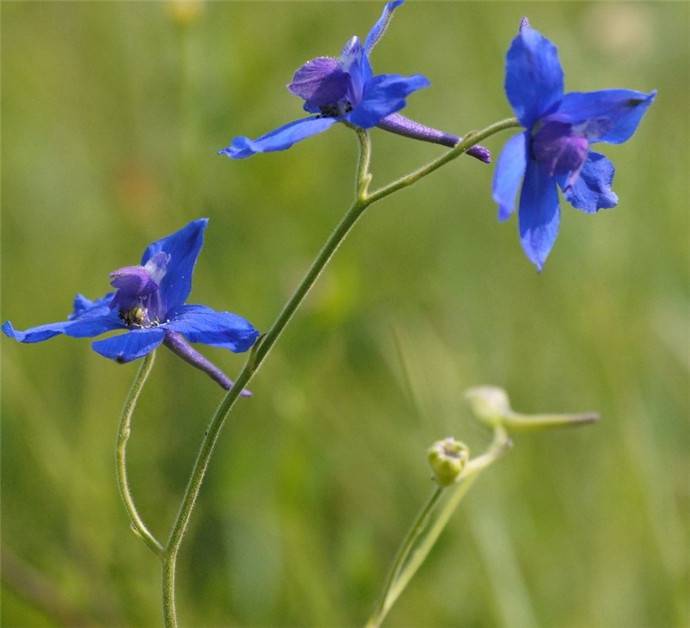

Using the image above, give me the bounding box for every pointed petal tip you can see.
[519,17,530,32]
[2,321,16,339]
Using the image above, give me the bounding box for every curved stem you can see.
[366,426,511,628]
[116,351,164,557]
[161,117,519,626]
[367,117,519,205]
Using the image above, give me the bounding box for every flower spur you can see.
[3,219,259,393]
[220,0,490,163]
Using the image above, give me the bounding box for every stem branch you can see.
[116,351,164,557]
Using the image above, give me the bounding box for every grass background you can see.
[2,1,688,626]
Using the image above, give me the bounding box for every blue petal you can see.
[348,73,430,128]
[219,116,338,159]
[92,328,166,363]
[166,304,259,352]
[364,0,405,53]
[492,132,528,222]
[555,89,656,144]
[2,319,70,343]
[3,292,118,344]
[340,36,373,105]
[64,314,125,338]
[140,219,208,315]
[288,56,350,109]
[559,151,618,213]
[71,292,114,319]
[505,21,564,127]
[518,160,561,270]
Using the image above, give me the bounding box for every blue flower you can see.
[492,18,656,269]
[3,220,259,392]
[220,0,490,163]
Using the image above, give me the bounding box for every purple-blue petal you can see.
[559,151,618,213]
[71,292,114,319]
[288,56,350,108]
[92,328,166,363]
[505,21,564,127]
[64,314,125,338]
[364,0,405,53]
[555,89,656,144]
[492,132,528,222]
[219,116,338,159]
[518,160,561,270]
[140,219,208,315]
[2,320,70,343]
[347,73,430,129]
[340,36,373,106]
[166,304,259,352]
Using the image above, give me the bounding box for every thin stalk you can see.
[116,351,164,557]
[367,117,519,205]
[161,118,518,626]
[367,486,444,628]
[366,426,511,628]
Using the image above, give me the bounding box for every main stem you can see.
[161,119,518,627]
[116,351,164,557]
[161,130,372,627]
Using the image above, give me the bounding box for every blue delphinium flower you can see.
[220,0,490,163]
[3,219,259,392]
[493,18,656,269]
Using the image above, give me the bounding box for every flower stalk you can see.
[115,350,164,557]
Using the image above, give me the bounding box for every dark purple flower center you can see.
[532,120,589,177]
[109,252,169,327]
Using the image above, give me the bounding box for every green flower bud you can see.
[427,437,470,486]
[464,386,512,424]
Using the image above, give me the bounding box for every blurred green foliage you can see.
[2,2,688,626]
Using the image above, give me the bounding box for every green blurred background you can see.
[2,1,688,626]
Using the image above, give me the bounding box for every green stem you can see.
[161,118,518,626]
[367,117,519,205]
[116,351,164,557]
[367,486,444,628]
[366,426,511,628]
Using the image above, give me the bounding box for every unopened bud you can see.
[464,386,511,424]
[427,437,470,486]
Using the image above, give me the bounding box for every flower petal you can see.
[92,328,166,363]
[288,56,350,109]
[140,219,208,314]
[347,73,430,128]
[505,21,564,127]
[518,160,561,270]
[64,314,125,338]
[560,151,618,213]
[555,89,656,144]
[71,292,114,319]
[2,319,71,343]
[364,0,405,53]
[219,116,337,159]
[166,304,259,352]
[492,132,528,221]
[340,36,373,105]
